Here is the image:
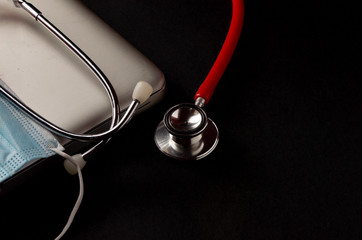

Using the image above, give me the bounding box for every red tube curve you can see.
[194,0,245,104]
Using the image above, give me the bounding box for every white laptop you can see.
[0,0,165,189]
[0,0,165,142]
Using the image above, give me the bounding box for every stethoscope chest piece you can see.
[154,102,219,160]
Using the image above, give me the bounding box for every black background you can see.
[1,0,362,239]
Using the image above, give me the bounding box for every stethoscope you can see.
[0,0,245,161]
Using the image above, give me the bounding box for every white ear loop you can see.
[51,148,84,240]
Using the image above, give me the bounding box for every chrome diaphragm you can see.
[154,101,219,160]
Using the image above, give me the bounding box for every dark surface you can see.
[1,0,362,239]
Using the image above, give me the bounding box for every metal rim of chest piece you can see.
[154,103,219,160]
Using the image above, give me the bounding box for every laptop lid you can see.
[0,0,165,143]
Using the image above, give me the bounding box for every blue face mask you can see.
[0,79,64,182]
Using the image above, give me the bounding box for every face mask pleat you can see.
[0,79,64,182]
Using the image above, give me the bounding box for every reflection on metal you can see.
[155,102,219,160]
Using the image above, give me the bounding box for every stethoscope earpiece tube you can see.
[155,0,245,160]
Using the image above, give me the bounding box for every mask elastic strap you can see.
[51,148,84,240]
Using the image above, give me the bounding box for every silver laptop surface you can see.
[0,0,165,146]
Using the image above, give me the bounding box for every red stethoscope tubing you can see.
[194,0,245,104]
